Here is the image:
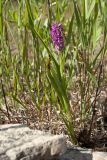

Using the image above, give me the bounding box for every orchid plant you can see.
[1,0,107,146]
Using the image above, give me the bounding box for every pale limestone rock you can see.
[93,152,107,160]
[1,124,107,160]
[0,124,66,160]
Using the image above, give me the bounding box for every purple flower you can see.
[51,22,64,51]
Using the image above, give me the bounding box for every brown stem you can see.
[89,62,102,138]
[1,78,11,122]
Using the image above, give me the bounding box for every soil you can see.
[0,86,107,152]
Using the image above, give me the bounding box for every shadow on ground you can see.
[58,147,92,160]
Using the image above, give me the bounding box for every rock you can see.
[1,124,107,160]
[0,124,66,160]
[93,152,107,160]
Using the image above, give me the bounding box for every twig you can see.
[89,62,103,138]
[1,78,11,122]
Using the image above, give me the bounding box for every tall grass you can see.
[0,0,107,145]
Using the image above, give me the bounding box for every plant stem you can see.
[89,62,102,138]
[47,0,52,30]
[1,78,11,122]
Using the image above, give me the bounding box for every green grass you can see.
[0,0,107,145]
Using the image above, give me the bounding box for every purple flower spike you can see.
[51,22,64,51]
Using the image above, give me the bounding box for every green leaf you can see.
[66,14,74,44]
[90,46,103,68]
[86,0,96,19]
[73,0,82,31]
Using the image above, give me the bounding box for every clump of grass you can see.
[0,0,107,147]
